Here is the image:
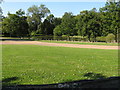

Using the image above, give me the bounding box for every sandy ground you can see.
[0,41,118,50]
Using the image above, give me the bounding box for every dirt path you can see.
[1,41,118,50]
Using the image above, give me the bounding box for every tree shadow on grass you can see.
[83,72,107,80]
[61,72,119,88]
[62,72,107,83]
[2,73,120,89]
[2,77,20,87]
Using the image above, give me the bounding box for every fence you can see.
[31,36,88,41]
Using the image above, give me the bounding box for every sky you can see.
[3,0,107,2]
[1,1,106,17]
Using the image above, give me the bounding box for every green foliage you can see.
[76,9,101,42]
[96,36,106,42]
[16,9,25,16]
[53,25,62,36]
[106,33,115,42]
[27,4,50,34]
[39,14,55,35]
[54,12,77,36]
[2,9,29,38]
[99,2,120,42]
[1,2,120,42]
[62,35,68,37]
[0,0,3,17]
[53,17,62,26]
[30,31,37,36]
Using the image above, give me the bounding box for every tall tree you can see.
[76,9,101,41]
[15,9,29,38]
[100,1,120,42]
[37,14,55,35]
[27,4,50,36]
[54,12,77,36]
[0,0,3,15]
[0,0,3,34]
[2,9,29,38]
[53,17,62,27]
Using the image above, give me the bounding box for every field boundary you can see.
[1,41,118,50]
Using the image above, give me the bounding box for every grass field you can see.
[2,45,118,85]
[40,40,118,46]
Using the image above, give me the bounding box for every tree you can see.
[53,25,63,36]
[76,9,101,41]
[38,14,62,36]
[0,0,3,35]
[27,4,50,36]
[2,9,29,38]
[0,0,3,17]
[37,14,55,35]
[53,17,62,27]
[16,10,29,38]
[16,9,25,16]
[106,33,115,42]
[99,1,120,42]
[54,12,77,36]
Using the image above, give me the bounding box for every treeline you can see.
[1,2,120,42]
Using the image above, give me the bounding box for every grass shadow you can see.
[2,73,120,89]
[83,72,107,79]
[60,72,119,88]
[2,77,20,87]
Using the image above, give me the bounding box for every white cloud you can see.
[4,0,107,2]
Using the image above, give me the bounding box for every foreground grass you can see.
[40,40,118,46]
[2,45,118,85]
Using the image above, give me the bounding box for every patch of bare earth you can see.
[1,41,118,50]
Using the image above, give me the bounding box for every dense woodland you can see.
[1,1,120,42]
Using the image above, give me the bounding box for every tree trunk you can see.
[115,34,118,43]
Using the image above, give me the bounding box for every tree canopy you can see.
[2,2,120,42]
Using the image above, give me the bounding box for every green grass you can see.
[2,45,118,85]
[40,40,118,46]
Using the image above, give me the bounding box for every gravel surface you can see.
[1,41,118,50]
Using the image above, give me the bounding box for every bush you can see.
[62,35,68,37]
[96,36,106,42]
[106,33,115,43]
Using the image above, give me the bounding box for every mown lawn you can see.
[40,40,118,46]
[2,45,118,85]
